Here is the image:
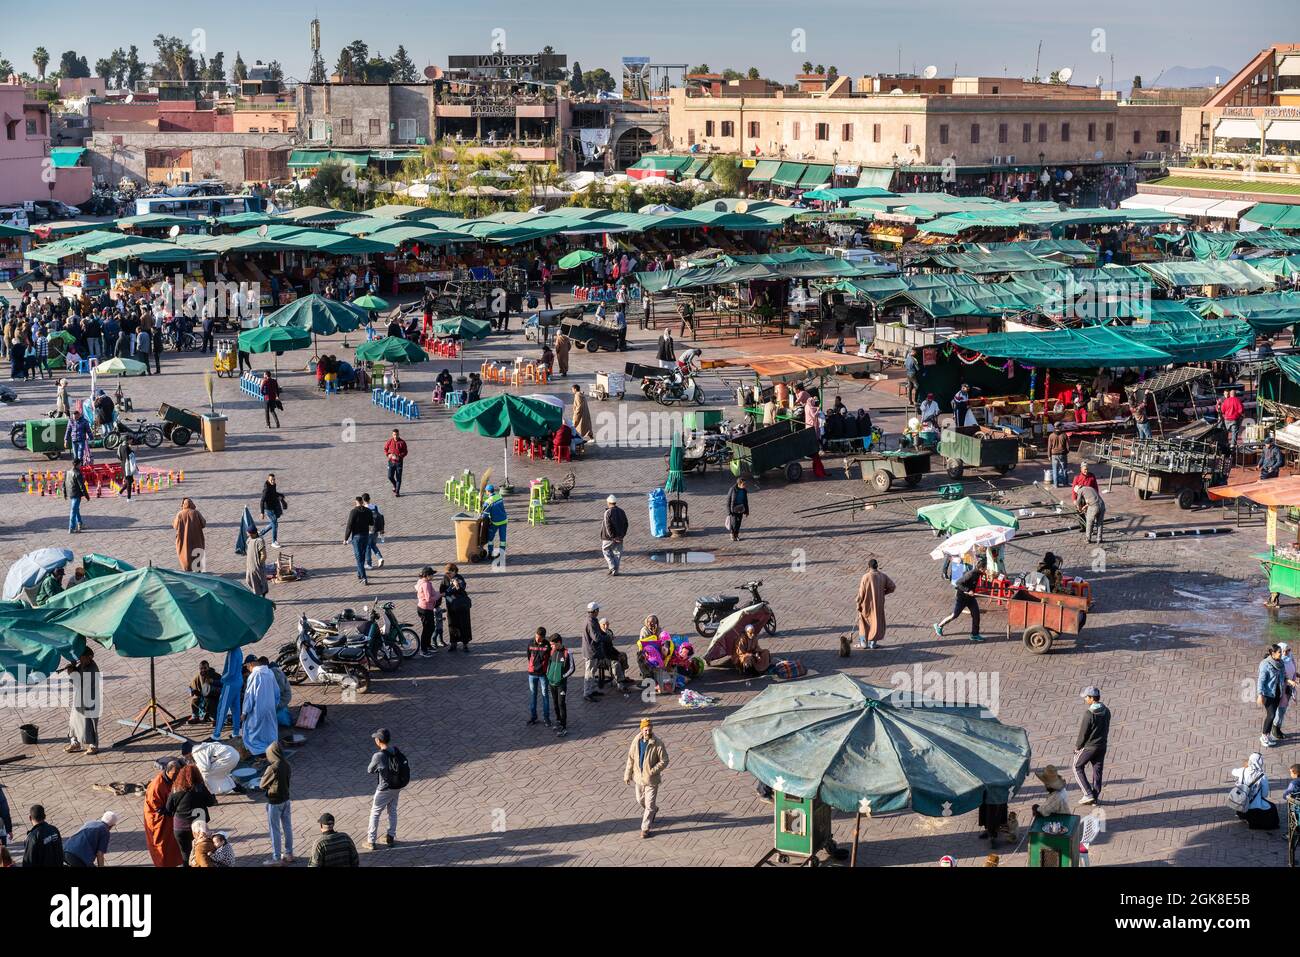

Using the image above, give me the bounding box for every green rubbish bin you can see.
[26,418,68,458]
[683,409,724,432]
[1028,813,1082,867]
[772,790,833,860]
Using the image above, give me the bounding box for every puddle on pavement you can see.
[1161,577,1297,644]
[649,550,716,565]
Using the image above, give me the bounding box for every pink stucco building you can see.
[0,82,93,206]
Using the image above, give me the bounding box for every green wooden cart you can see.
[728,420,821,482]
[937,427,1019,479]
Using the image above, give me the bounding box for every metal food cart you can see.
[558,316,621,353]
[157,403,202,447]
[1092,434,1230,509]
[727,420,821,482]
[853,449,932,492]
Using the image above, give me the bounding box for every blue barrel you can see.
[648,487,668,538]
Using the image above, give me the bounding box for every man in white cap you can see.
[62,811,118,867]
[1273,642,1297,741]
[600,495,628,575]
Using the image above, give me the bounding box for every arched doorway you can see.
[613,127,655,171]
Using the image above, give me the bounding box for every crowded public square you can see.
[0,4,1297,923]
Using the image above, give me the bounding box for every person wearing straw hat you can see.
[1030,766,1071,819]
[624,719,669,839]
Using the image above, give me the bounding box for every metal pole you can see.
[850,811,862,867]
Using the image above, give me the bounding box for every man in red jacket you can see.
[1220,389,1245,448]
[384,429,408,496]
[1071,462,1099,503]
[260,372,281,429]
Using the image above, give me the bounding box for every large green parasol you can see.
[352,293,390,310]
[355,336,429,365]
[431,315,492,340]
[238,325,312,373]
[557,249,600,270]
[0,602,86,682]
[265,293,366,335]
[665,431,685,496]
[714,673,1031,864]
[81,553,136,580]
[453,393,563,487]
[916,497,1019,534]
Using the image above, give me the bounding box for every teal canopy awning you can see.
[771,162,807,187]
[1242,203,1300,231]
[49,146,86,168]
[951,319,1255,369]
[856,167,896,189]
[746,159,781,183]
[1194,292,1300,332]
[796,164,833,188]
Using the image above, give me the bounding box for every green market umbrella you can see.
[352,294,390,310]
[47,330,76,346]
[453,393,563,487]
[81,553,136,580]
[713,673,1031,864]
[0,602,85,682]
[432,315,492,377]
[557,249,600,270]
[238,325,312,374]
[665,431,685,496]
[94,357,148,377]
[267,293,367,356]
[43,567,275,745]
[917,497,1019,535]
[355,336,428,365]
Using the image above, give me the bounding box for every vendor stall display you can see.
[1090,434,1229,509]
[1209,475,1300,607]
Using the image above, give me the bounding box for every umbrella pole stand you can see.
[851,811,862,867]
[114,658,186,747]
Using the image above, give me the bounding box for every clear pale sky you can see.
[0,0,1287,89]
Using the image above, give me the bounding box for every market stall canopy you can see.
[636,255,887,294]
[95,357,148,376]
[42,567,275,657]
[1208,475,1300,508]
[272,204,364,226]
[48,146,86,168]
[361,204,460,222]
[0,603,86,681]
[3,547,75,602]
[452,393,563,439]
[1141,258,1272,291]
[86,238,218,265]
[1186,229,1300,260]
[287,151,371,171]
[237,224,390,255]
[180,233,291,255]
[214,211,277,228]
[332,220,463,245]
[114,213,207,231]
[355,336,428,364]
[557,249,602,270]
[351,294,389,310]
[1244,255,1300,280]
[963,238,1097,265]
[712,673,1031,815]
[0,222,30,238]
[1243,203,1300,231]
[81,554,136,580]
[701,351,879,381]
[1194,292,1300,331]
[238,325,312,354]
[802,186,898,203]
[951,319,1255,369]
[25,229,139,264]
[917,497,1019,533]
[264,294,366,336]
[929,524,1017,560]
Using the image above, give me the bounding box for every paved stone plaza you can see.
[1,305,1295,867]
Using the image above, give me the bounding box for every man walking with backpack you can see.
[365,728,408,850]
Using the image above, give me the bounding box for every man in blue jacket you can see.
[483,485,508,559]
[1259,644,1286,749]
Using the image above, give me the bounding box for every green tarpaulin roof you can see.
[909,249,1059,274]
[237,224,388,254]
[771,162,807,187]
[803,186,897,203]
[275,205,364,225]
[287,150,371,168]
[856,167,895,189]
[114,213,208,231]
[966,239,1097,264]
[49,147,86,168]
[1186,229,1300,260]
[1194,292,1300,332]
[1242,203,1300,230]
[952,319,1255,369]
[796,164,833,187]
[25,230,137,264]
[636,254,887,293]
[746,160,781,183]
[628,155,692,172]
[1245,255,1300,279]
[87,240,218,264]
[0,223,30,239]
[1141,259,1271,291]
[680,156,709,178]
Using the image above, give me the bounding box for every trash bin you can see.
[452,512,483,564]
[201,414,228,452]
[26,418,68,456]
[18,723,38,745]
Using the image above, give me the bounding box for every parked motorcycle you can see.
[693,580,778,638]
[277,614,373,694]
[651,372,706,407]
[305,603,412,666]
[103,418,164,450]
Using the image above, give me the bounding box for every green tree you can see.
[32,47,49,81]
[585,67,615,93]
[709,154,747,195]
[814,64,825,75]
[364,56,394,84]
[206,51,225,86]
[232,52,248,84]
[570,61,585,95]
[390,45,417,83]
[125,45,144,89]
[345,40,369,77]
[688,63,710,75]
[801,61,813,74]
[59,50,90,78]
[827,65,838,80]
[746,67,760,80]
[0,55,13,79]
[309,49,327,84]
[333,48,353,82]
[722,68,743,81]
[302,161,364,210]
[94,56,113,84]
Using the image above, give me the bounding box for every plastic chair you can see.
[528,483,546,525]
[444,476,456,501]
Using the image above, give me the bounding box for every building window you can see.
[1132,130,1141,144]
[969,123,979,144]
[339,118,353,136]
[1038,122,1047,143]
[705,120,715,137]
[1156,129,1170,143]
[938,84,947,93]
[398,118,417,141]
[1105,122,1114,141]
[1022,122,1031,143]
[938,124,948,145]
[1087,122,1096,142]
[310,120,329,140]
[903,124,911,144]
[991,85,999,94]
[26,119,39,136]
[687,129,695,145]
[792,122,800,139]
[747,120,760,137]
[841,123,853,141]
[998,123,1008,144]
[247,127,260,134]
[369,118,381,136]
[1061,122,1070,142]
[720,120,734,137]
[815,123,830,140]
[873,123,882,143]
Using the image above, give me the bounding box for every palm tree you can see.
[32,46,49,81]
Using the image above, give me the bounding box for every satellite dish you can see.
[424,65,443,81]
[168,225,181,238]
[713,200,728,212]
[735,201,749,214]
[922,65,938,80]
[257,225,269,237]
[889,88,904,95]
[124,93,133,104]
[1057,67,1073,83]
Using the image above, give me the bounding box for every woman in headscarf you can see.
[190,819,216,867]
[164,763,215,867]
[731,624,771,675]
[1230,752,1279,830]
[440,563,473,651]
[244,526,269,597]
[143,761,183,867]
[172,498,206,572]
[189,660,222,724]
[804,395,821,436]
